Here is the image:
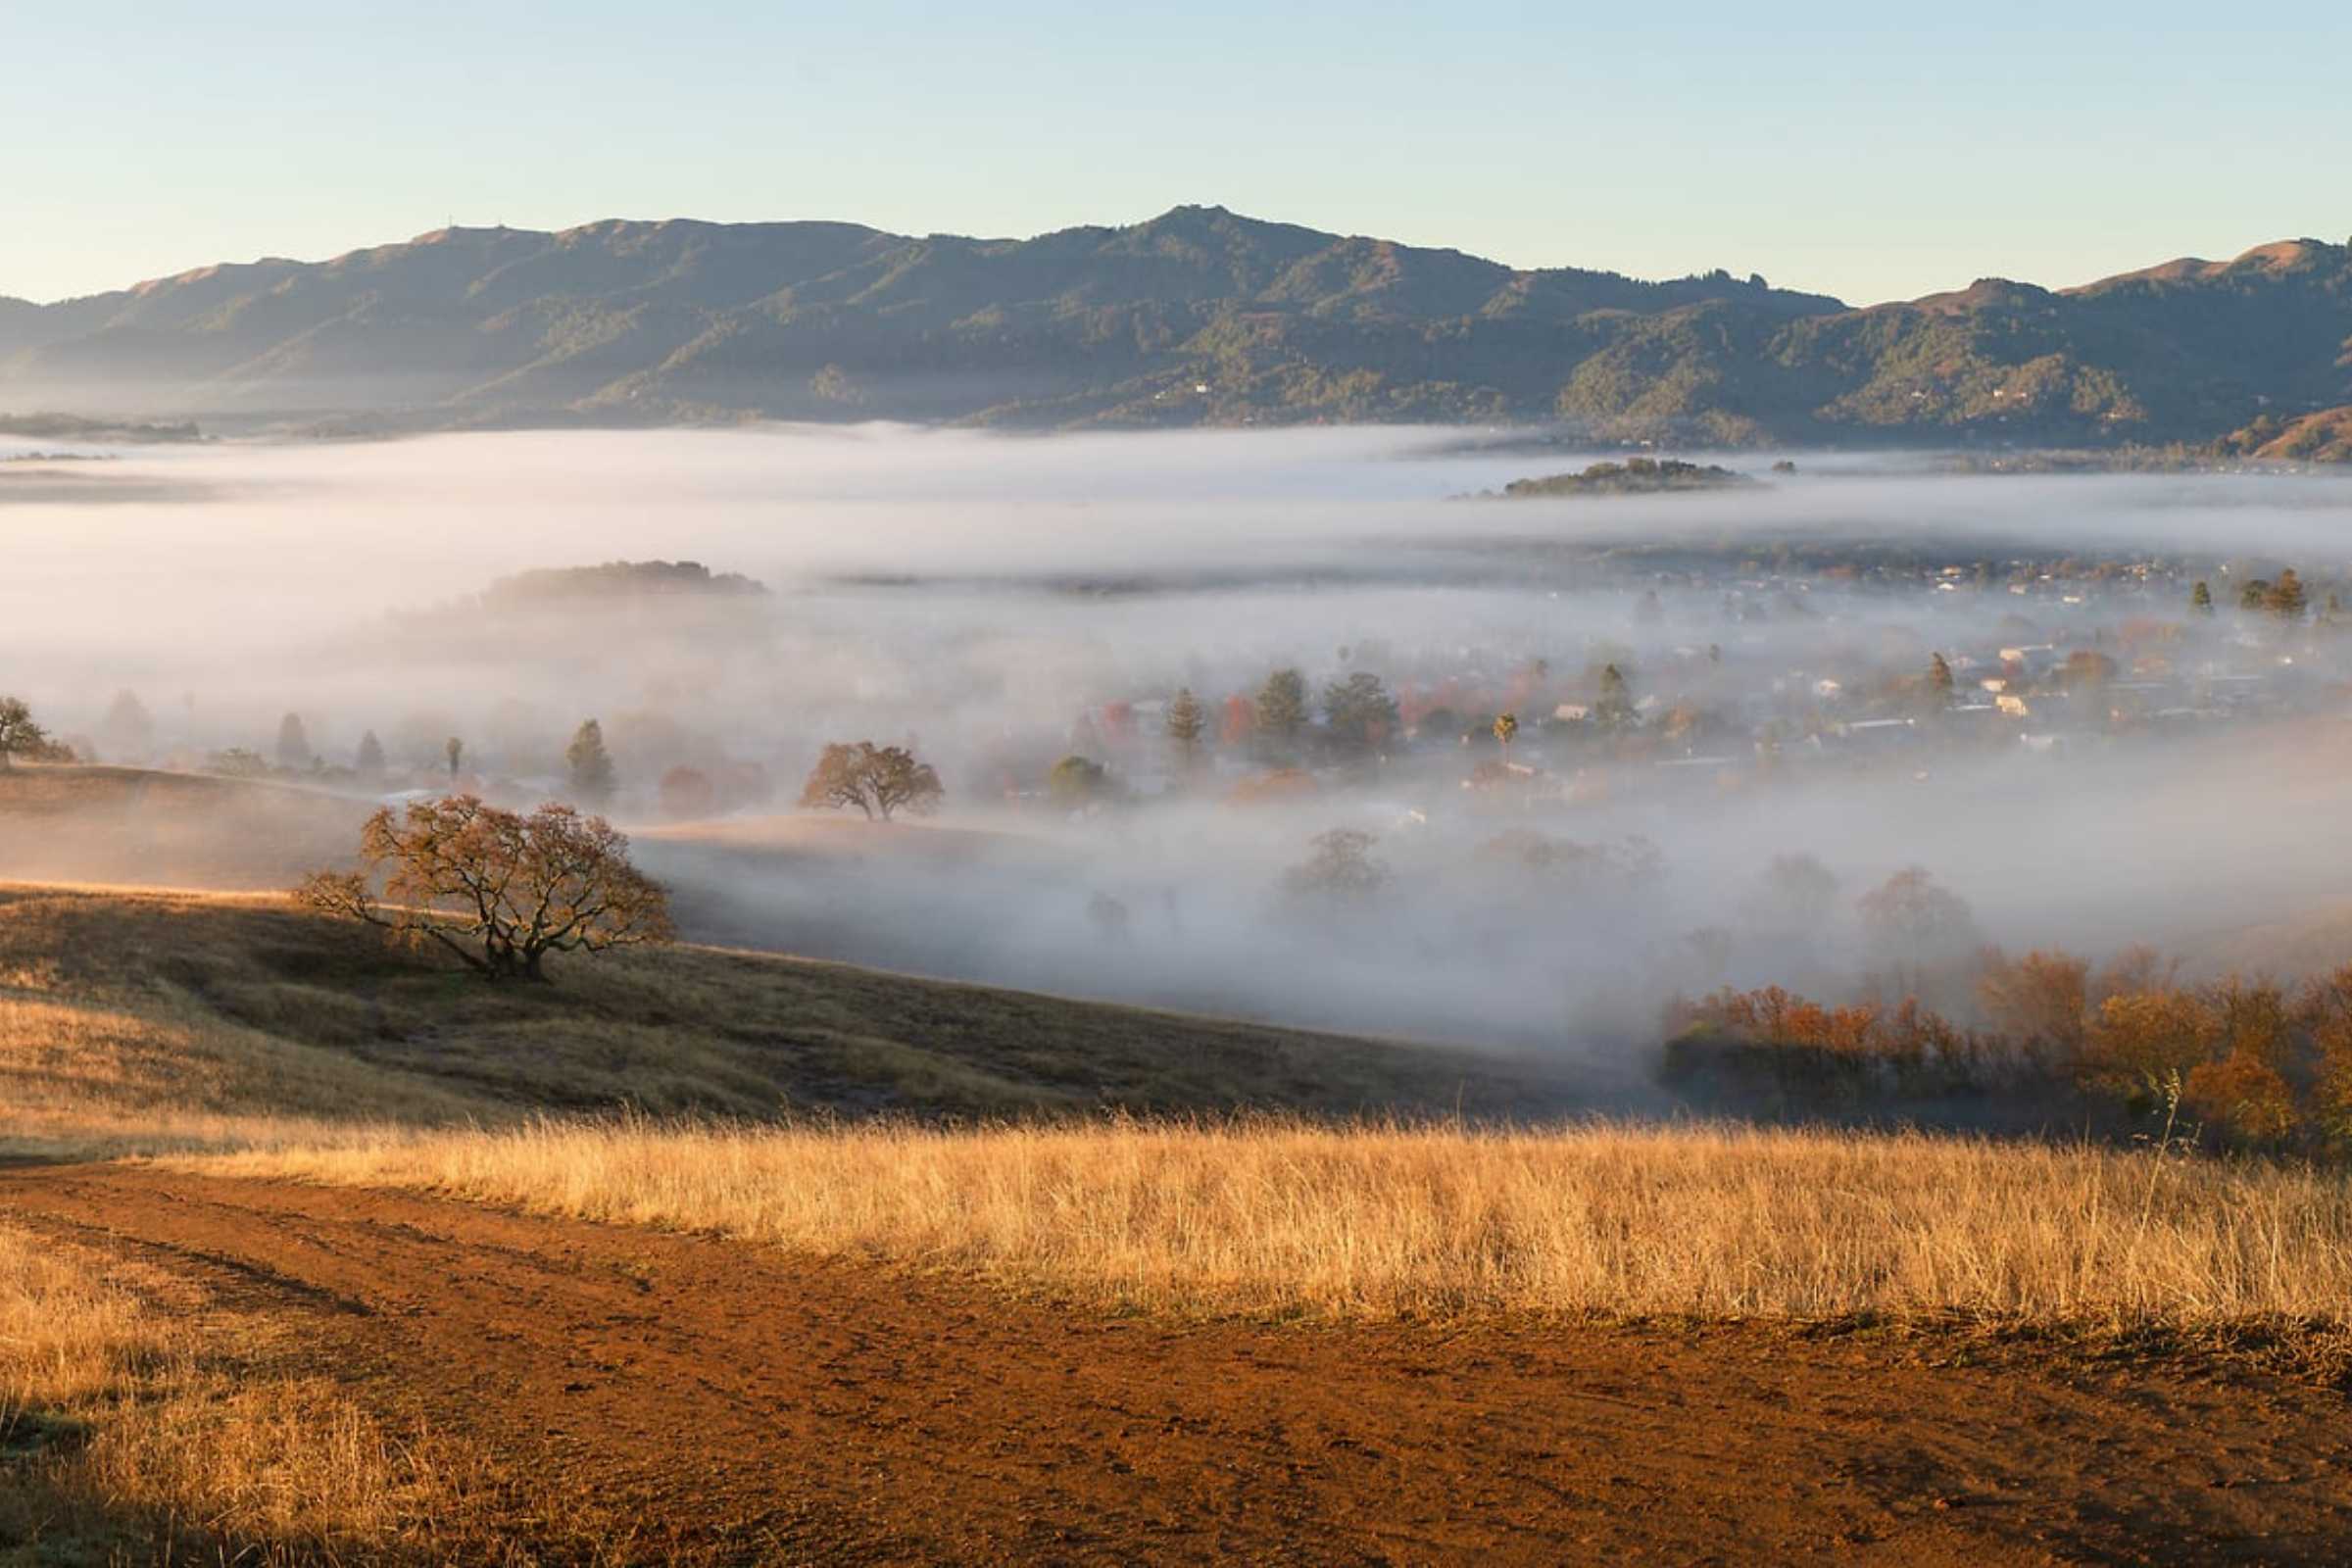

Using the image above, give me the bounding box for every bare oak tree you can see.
[798,742,943,820]
[298,794,673,982]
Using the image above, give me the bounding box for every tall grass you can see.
[0,1221,641,1564]
[0,1223,416,1561]
[190,1117,2352,1328]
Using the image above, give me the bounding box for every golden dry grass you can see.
[185,1117,2352,1332]
[0,1223,423,1564]
[0,1221,653,1565]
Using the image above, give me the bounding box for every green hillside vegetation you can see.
[14,207,2345,451]
[1498,458,1751,498]
[0,884,1581,1157]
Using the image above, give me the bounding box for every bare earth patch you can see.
[7,1163,2352,1565]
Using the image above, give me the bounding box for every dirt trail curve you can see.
[9,1164,2352,1566]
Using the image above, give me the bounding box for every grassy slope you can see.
[0,764,370,890]
[2251,405,2352,463]
[0,884,1575,1154]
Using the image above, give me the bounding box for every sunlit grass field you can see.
[192,1116,2352,1333]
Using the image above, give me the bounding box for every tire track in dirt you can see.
[11,1163,2352,1565]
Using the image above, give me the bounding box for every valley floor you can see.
[9,1163,2350,1566]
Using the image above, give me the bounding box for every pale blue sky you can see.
[4,1,2345,307]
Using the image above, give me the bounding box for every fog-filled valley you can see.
[10,423,2352,1096]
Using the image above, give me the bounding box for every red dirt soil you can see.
[10,1164,2351,1565]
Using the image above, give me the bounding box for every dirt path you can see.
[11,1164,2351,1566]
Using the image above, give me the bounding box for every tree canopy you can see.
[1048,754,1114,811]
[298,795,673,982]
[1281,828,1389,912]
[1164,687,1206,762]
[0,698,68,769]
[1254,668,1309,750]
[566,719,616,803]
[275,712,313,770]
[799,742,944,820]
[1322,671,1398,755]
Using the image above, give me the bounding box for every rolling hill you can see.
[0,764,371,890]
[9,206,2346,448]
[0,881,1585,1157]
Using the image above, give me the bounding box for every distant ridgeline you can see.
[0,413,202,443]
[1496,459,1753,498]
[6,209,2349,452]
[481,561,768,608]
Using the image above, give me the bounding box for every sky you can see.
[3,1,2347,308]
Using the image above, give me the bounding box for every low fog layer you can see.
[7,425,2352,1063]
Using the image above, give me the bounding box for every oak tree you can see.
[799,741,943,820]
[299,794,673,982]
[0,698,53,770]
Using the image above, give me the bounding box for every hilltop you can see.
[1497,458,1752,498]
[6,207,2346,449]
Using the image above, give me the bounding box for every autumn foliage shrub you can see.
[1666,949,2352,1156]
[1661,987,1998,1105]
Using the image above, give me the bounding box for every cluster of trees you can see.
[1215,666,1401,763]
[1179,662,1621,769]
[201,712,625,801]
[21,680,861,832]
[1273,824,1661,919]
[2238,567,2309,618]
[2187,566,2335,621]
[1666,938,2352,1153]
[1280,828,1389,910]
[1497,458,1751,498]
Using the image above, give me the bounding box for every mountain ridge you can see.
[3,207,2346,448]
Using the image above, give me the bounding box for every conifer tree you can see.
[566,718,616,804]
[1164,686,1206,766]
[274,712,314,770]
[1254,668,1308,739]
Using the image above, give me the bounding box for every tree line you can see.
[1665,940,2352,1154]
